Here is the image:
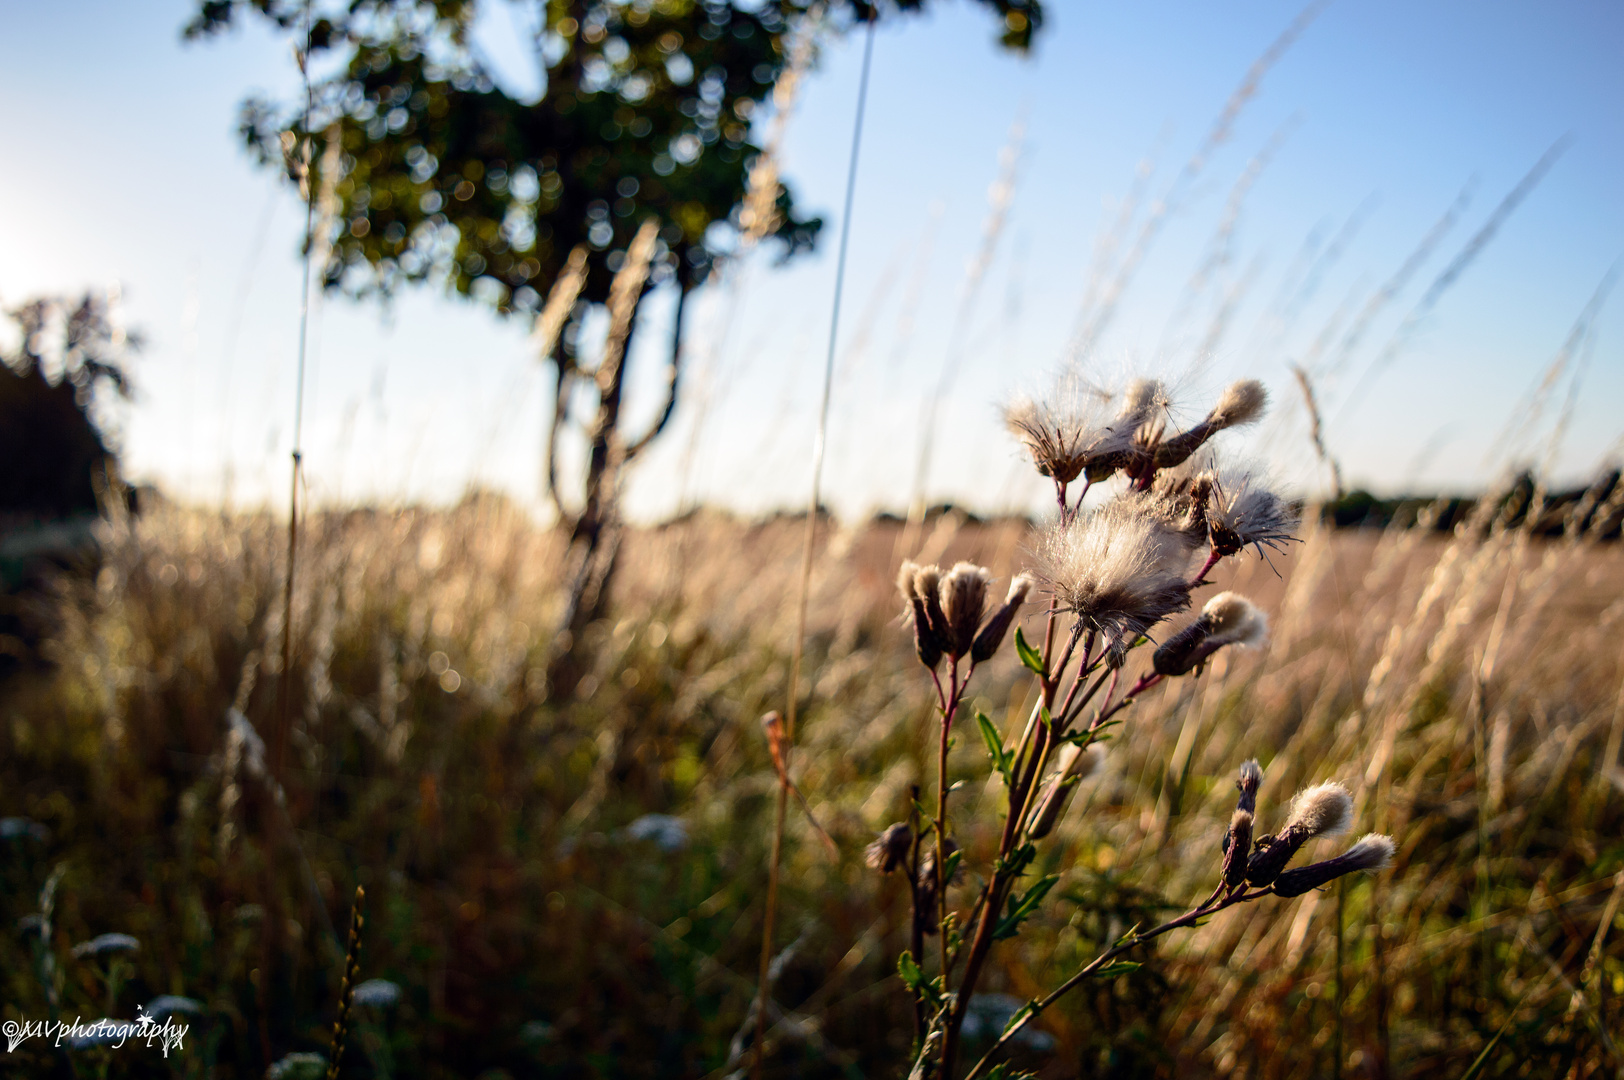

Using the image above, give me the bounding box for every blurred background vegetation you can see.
[4,2,1624,1079]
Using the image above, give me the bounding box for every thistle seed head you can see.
[1221,808,1254,888]
[1236,758,1263,813]
[1209,380,1268,429]
[896,560,922,603]
[1206,473,1299,558]
[1150,593,1265,676]
[1284,781,1354,840]
[913,563,954,654]
[1004,371,1153,484]
[864,823,912,874]
[941,562,993,658]
[1203,592,1269,648]
[1272,833,1396,897]
[971,573,1035,664]
[898,560,944,670]
[1035,498,1197,658]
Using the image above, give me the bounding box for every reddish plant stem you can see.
[935,657,962,976]
[1190,546,1223,589]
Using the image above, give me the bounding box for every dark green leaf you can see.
[1014,626,1045,675]
[994,874,1059,940]
[1094,961,1143,978]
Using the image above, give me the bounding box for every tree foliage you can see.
[186,0,1042,313]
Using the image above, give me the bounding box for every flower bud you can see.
[1246,781,1354,886]
[1153,593,1267,676]
[864,823,912,874]
[1273,834,1395,897]
[1028,743,1106,840]
[940,562,992,658]
[1220,809,1254,888]
[971,574,1034,663]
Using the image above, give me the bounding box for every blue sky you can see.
[1,0,1620,518]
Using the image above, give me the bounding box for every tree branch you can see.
[625,280,690,464]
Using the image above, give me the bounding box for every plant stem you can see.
[964,886,1273,1080]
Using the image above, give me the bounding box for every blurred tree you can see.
[0,294,136,521]
[186,0,1042,684]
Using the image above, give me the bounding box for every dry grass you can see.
[3,495,1623,1078]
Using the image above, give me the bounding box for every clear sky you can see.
[2,0,1621,519]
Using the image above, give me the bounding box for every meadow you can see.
[3,477,1624,1078]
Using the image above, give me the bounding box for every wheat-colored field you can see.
[3,496,1622,1078]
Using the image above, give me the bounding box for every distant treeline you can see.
[1320,470,1623,538]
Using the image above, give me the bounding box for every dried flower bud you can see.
[941,562,992,658]
[899,560,943,669]
[1152,381,1268,470]
[916,838,962,932]
[1028,742,1106,839]
[1246,781,1354,886]
[1220,808,1254,888]
[913,564,954,656]
[971,574,1034,663]
[1152,592,1268,675]
[864,823,912,874]
[1273,834,1396,897]
[1235,758,1263,814]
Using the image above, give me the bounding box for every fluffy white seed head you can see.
[1206,472,1299,558]
[940,562,993,656]
[1004,371,1157,483]
[1209,380,1268,429]
[1005,573,1036,605]
[1035,499,1198,655]
[1341,833,1396,872]
[896,560,921,603]
[1201,592,1269,649]
[1285,781,1354,839]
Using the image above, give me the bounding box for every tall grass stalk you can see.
[751,14,877,1076]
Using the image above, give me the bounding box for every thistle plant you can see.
[875,375,1399,1079]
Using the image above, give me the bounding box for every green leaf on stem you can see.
[1114,922,1143,946]
[1014,626,1045,675]
[1000,1000,1037,1037]
[942,848,963,885]
[986,1066,1040,1080]
[1039,705,1055,730]
[1094,961,1143,978]
[977,711,1015,784]
[898,950,923,992]
[994,874,1059,940]
[994,842,1037,878]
